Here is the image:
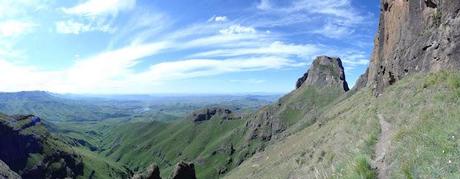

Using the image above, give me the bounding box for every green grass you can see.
[226,71,460,179]
[344,156,377,179]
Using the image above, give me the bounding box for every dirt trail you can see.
[374,114,392,179]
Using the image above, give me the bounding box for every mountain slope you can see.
[0,114,84,178]
[226,71,460,178]
[0,114,131,179]
[90,56,350,179]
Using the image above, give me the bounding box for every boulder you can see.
[171,162,196,179]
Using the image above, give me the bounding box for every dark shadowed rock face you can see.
[190,107,234,122]
[360,0,460,95]
[0,114,83,179]
[0,160,20,179]
[296,56,349,91]
[171,162,196,179]
[132,164,161,179]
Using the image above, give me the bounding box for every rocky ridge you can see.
[189,107,235,122]
[0,114,83,178]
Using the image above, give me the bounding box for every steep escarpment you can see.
[0,114,84,178]
[246,56,349,142]
[361,0,460,94]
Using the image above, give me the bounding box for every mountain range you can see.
[1,0,460,178]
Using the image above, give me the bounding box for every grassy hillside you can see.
[98,117,246,178]
[91,84,346,179]
[225,71,460,178]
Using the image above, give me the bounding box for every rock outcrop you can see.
[0,114,83,178]
[171,162,196,179]
[246,56,349,143]
[0,160,20,179]
[132,164,161,179]
[296,56,349,91]
[189,107,234,122]
[359,0,460,94]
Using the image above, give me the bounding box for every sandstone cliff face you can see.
[362,0,460,94]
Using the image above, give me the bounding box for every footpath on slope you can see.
[374,113,392,179]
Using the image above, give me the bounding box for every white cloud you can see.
[59,0,137,35]
[219,25,256,35]
[62,0,136,17]
[137,57,305,82]
[0,20,36,37]
[190,41,320,58]
[252,0,370,38]
[257,0,272,10]
[209,16,228,22]
[55,20,114,34]
[0,0,50,18]
[230,79,266,84]
[312,23,354,39]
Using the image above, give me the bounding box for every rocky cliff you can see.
[296,56,349,91]
[189,107,235,122]
[0,114,83,178]
[358,0,460,94]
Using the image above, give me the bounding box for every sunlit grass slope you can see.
[226,71,460,178]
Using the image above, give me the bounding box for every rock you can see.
[296,56,349,92]
[0,160,20,179]
[190,107,233,122]
[0,114,83,178]
[132,164,161,179]
[171,162,196,179]
[358,0,460,95]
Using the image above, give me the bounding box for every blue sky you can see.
[0,0,379,94]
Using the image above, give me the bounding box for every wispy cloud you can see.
[312,23,354,39]
[230,79,266,84]
[0,20,36,37]
[208,16,228,22]
[55,20,114,34]
[58,0,137,35]
[253,0,371,39]
[190,41,320,58]
[0,0,376,94]
[62,0,136,17]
